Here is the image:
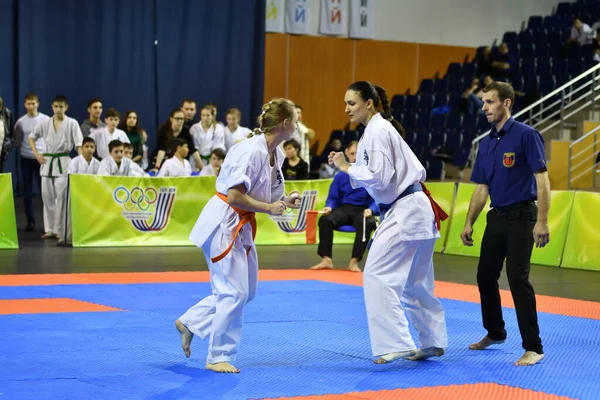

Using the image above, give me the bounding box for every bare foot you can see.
[347,260,361,272]
[41,232,56,239]
[205,361,240,373]
[405,347,445,360]
[514,351,544,366]
[373,350,416,364]
[469,336,505,350]
[310,257,334,270]
[175,319,193,358]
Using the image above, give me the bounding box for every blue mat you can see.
[1,280,599,399]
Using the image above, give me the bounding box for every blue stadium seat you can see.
[401,113,416,130]
[391,95,405,112]
[528,16,544,32]
[418,95,434,112]
[556,2,572,17]
[431,114,446,132]
[446,112,461,132]
[447,63,462,77]
[462,63,477,79]
[445,131,462,151]
[433,79,447,94]
[416,112,430,131]
[419,79,434,94]
[430,131,446,148]
[433,94,448,109]
[502,32,518,47]
[404,95,419,112]
[426,158,444,180]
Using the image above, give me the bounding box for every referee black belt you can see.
[493,200,535,213]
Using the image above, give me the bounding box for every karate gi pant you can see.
[363,215,447,357]
[179,224,258,364]
[41,175,68,239]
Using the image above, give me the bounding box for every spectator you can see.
[562,18,593,58]
[181,99,197,131]
[199,148,225,177]
[476,47,493,77]
[464,75,493,115]
[80,98,105,138]
[281,139,309,180]
[491,43,515,81]
[151,109,202,173]
[0,96,15,172]
[118,110,145,165]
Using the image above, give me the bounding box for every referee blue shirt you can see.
[471,117,547,208]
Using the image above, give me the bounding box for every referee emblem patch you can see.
[503,152,515,168]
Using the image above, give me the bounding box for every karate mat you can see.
[1,270,599,400]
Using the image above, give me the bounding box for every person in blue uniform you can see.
[461,81,550,366]
[310,141,378,272]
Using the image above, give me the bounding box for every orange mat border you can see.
[0,298,123,315]
[1,269,599,320]
[264,382,575,400]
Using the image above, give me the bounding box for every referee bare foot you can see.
[206,362,240,373]
[41,232,56,239]
[514,351,544,366]
[469,336,505,350]
[310,257,334,270]
[405,347,445,360]
[175,319,193,358]
[373,350,416,364]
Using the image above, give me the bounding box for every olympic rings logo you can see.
[113,186,158,211]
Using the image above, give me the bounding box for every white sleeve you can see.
[199,166,211,176]
[72,120,84,148]
[218,151,257,192]
[213,126,226,151]
[158,161,170,177]
[129,162,147,177]
[347,130,394,191]
[120,131,130,143]
[97,159,112,176]
[68,157,79,174]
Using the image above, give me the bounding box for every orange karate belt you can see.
[210,192,257,263]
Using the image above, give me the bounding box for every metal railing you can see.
[568,124,600,189]
[470,63,600,166]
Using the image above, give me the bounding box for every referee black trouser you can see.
[476,202,543,354]
[317,204,376,261]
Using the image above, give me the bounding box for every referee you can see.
[461,81,550,366]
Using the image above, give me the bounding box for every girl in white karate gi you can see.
[176,98,301,374]
[29,95,83,244]
[190,105,226,165]
[329,82,449,364]
[224,108,252,152]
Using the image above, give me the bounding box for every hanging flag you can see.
[285,0,311,35]
[266,0,285,33]
[319,0,348,36]
[349,0,374,39]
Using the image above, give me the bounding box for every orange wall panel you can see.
[287,35,354,153]
[264,33,288,103]
[355,40,419,97]
[417,44,476,82]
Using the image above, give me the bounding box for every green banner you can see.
[70,175,356,247]
[444,183,575,267]
[254,179,355,245]
[71,175,216,247]
[561,191,600,271]
[425,182,457,253]
[0,173,19,249]
[444,183,491,258]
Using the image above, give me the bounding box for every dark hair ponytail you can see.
[348,81,405,139]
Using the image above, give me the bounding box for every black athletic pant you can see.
[317,204,376,261]
[476,202,543,354]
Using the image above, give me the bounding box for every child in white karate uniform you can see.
[190,105,225,165]
[176,98,302,373]
[158,138,192,177]
[29,95,83,244]
[64,137,99,244]
[329,82,449,364]
[89,108,130,160]
[224,108,252,152]
[97,140,145,177]
[199,148,225,177]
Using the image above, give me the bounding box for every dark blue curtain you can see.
[155,0,265,128]
[0,0,265,184]
[0,0,18,188]
[17,0,157,140]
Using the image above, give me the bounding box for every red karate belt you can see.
[419,182,448,231]
[210,192,257,263]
